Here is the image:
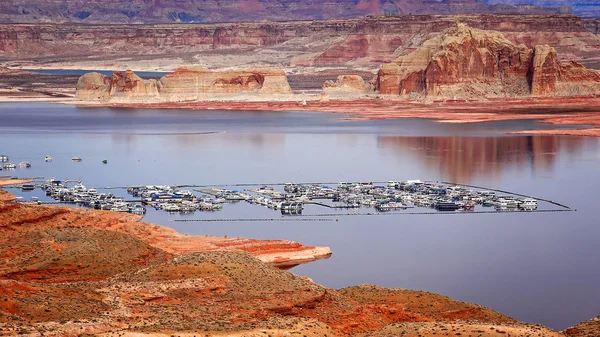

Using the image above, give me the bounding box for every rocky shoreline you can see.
[0,187,331,269]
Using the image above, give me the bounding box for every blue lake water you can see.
[1,102,599,330]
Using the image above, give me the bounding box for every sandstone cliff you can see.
[322,75,374,100]
[75,72,111,101]
[77,67,293,103]
[376,22,600,99]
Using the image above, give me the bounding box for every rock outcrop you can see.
[108,70,160,102]
[376,23,600,99]
[75,72,111,101]
[322,75,374,100]
[565,316,600,337]
[77,67,293,103]
[76,70,160,102]
[323,75,372,93]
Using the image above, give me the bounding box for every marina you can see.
[7,176,570,217]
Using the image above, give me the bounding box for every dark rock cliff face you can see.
[483,0,600,18]
[0,0,561,24]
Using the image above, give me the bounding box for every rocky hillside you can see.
[483,0,600,17]
[376,22,600,99]
[564,316,600,336]
[0,0,561,24]
[0,191,569,336]
[0,193,331,268]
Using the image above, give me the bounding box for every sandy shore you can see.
[0,179,33,187]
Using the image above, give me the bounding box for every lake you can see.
[1,102,599,330]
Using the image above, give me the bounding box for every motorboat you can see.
[45,155,53,162]
[72,183,87,191]
[162,203,180,212]
[72,157,82,162]
[0,155,8,162]
[434,201,461,211]
[519,198,538,210]
[19,161,31,168]
[2,163,16,169]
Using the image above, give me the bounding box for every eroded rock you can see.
[76,67,293,103]
[376,22,600,100]
[75,72,111,101]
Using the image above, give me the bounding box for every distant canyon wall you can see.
[1,15,600,70]
[0,0,565,24]
[482,0,600,18]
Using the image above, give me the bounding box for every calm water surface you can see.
[1,103,599,330]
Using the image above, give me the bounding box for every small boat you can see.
[72,157,82,162]
[44,155,53,162]
[19,161,31,168]
[434,201,461,211]
[2,163,16,169]
[519,198,538,210]
[21,184,35,191]
[0,155,8,162]
[102,159,108,164]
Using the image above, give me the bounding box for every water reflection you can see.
[378,135,598,183]
[108,132,286,150]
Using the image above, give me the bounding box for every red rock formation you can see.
[322,74,373,100]
[159,67,292,101]
[376,22,600,99]
[75,72,111,101]
[76,67,292,102]
[323,75,372,92]
[108,70,160,101]
[76,70,159,102]
[531,45,559,96]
